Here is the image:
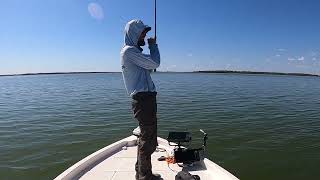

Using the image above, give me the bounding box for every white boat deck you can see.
[80,145,190,180]
[55,136,239,180]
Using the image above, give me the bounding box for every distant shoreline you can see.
[0,70,319,77]
[193,70,320,77]
[0,72,116,77]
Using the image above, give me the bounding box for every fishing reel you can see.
[167,129,208,164]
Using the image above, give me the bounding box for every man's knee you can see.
[139,138,157,155]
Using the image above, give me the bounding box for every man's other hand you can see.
[148,38,157,46]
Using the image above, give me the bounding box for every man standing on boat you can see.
[120,20,161,180]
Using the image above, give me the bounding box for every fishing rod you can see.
[154,0,157,72]
[154,0,157,40]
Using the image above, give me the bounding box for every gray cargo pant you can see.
[132,92,158,180]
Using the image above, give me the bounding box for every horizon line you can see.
[0,70,319,77]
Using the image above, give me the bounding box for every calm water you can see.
[0,73,319,180]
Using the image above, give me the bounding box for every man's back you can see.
[121,44,160,96]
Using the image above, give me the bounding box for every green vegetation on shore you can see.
[194,70,320,77]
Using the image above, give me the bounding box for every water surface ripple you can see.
[0,73,319,179]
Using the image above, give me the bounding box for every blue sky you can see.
[1,0,320,75]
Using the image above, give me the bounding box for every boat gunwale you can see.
[54,136,137,180]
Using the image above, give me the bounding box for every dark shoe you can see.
[136,173,161,180]
[157,156,166,161]
[151,173,161,180]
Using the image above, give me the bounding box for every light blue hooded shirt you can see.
[120,20,160,97]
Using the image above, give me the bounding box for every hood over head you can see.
[124,19,151,46]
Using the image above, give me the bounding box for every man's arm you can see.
[125,44,160,70]
[149,43,160,67]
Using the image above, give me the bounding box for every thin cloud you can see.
[273,49,286,59]
[288,56,305,61]
[165,65,177,71]
[187,53,193,57]
[310,51,317,57]
[277,48,287,52]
